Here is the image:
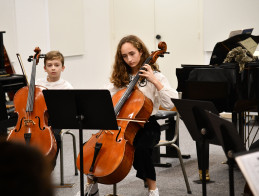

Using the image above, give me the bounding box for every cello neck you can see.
[114,56,152,115]
[26,58,37,112]
[26,47,41,112]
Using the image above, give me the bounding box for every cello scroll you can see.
[28,47,45,63]
[149,42,169,64]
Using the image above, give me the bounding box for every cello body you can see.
[7,47,57,163]
[7,85,57,162]
[77,89,153,184]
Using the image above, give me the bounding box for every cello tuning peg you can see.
[27,56,33,62]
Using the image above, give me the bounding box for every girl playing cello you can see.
[84,35,178,196]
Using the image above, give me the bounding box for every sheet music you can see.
[229,28,254,38]
[235,150,259,196]
[239,37,258,56]
[229,30,242,38]
[242,28,254,35]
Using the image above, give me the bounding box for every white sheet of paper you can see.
[235,151,259,196]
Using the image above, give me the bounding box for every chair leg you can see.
[57,130,76,188]
[60,131,65,186]
[105,184,118,196]
[172,143,192,194]
[66,130,79,176]
[113,183,117,195]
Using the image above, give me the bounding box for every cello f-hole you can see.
[35,116,45,130]
[115,128,122,142]
[15,117,25,132]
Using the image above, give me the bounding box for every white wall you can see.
[48,0,85,57]
[1,0,112,89]
[203,0,259,51]
[0,0,18,68]
[1,0,259,89]
[63,0,112,89]
[14,0,49,80]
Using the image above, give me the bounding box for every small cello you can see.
[77,42,168,184]
[7,47,57,163]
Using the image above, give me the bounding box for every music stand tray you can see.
[43,89,118,130]
[204,111,246,156]
[171,98,220,196]
[43,89,118,196]
[204,110,246,196]
[171,98,220,145]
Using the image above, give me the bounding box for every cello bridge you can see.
[104,130,114,135]
[24,119,36,126]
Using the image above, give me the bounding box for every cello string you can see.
[26,58,36,112]
[114,57,152,114]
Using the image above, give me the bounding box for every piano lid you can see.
[210,34,259,66]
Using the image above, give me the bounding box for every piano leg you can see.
[232,111,245,146]
[0,84,8,137]
[238,112,245,143]
[232,112,237,128]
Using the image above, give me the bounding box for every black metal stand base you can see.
[193,180,214,184]
[54,183,75,188]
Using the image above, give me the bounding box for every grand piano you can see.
[0,31,27,136]
[176,33,259,142]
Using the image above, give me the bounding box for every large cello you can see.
[77,42,168,184]
[7,47,57,163]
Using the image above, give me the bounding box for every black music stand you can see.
[204,111,246,196]
[171,98,220,196]
[43,89,118,196]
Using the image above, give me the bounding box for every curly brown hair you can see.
[110,35,160,88]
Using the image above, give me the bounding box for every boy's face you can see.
[44,59,65,82]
